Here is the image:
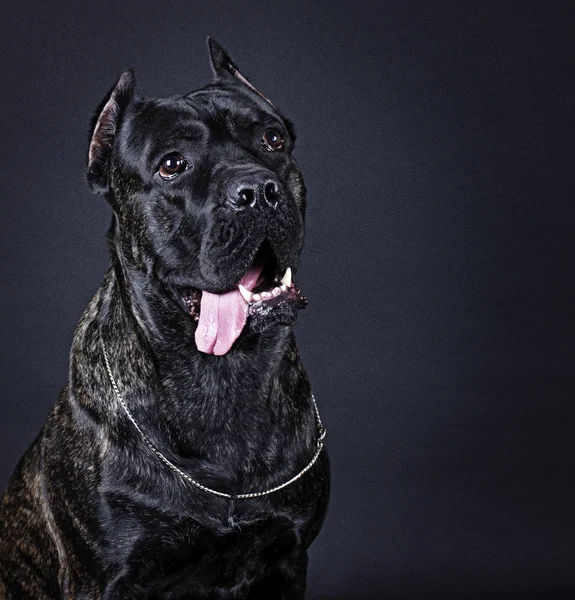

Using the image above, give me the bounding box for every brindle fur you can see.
[0,39,329,599]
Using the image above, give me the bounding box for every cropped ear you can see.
[87,69,136,194]
[207,37,274,107]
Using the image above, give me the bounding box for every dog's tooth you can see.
[261,291,272,300]
[280,267,292,287]
[271,287,282,297]
[280,284,287,292]
[238,285,253,303]
[252,293,262,302]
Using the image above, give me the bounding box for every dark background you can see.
[1,1,574,598]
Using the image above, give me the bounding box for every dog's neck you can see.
[93,256,315,476]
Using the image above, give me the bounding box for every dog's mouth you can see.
[182,244,306,355]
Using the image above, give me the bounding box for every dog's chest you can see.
[101,505,303,597]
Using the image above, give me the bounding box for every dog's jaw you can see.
[182,264,307,355]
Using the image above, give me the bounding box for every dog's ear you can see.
[87,69,136,194]
[207,37,274,107]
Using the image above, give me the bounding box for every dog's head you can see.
[87,39,307,355]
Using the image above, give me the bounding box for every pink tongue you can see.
[195,264,264,355]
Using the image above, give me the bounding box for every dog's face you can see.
[87,40,307,355]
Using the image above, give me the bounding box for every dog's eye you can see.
[262,128,284,152]
[158,154,188,179]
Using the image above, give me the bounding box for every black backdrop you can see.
[1,2,575,598]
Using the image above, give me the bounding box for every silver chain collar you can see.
[100,338,326,499]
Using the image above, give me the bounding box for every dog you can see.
[0,38,329,599]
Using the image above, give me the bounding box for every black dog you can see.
[0,39,329,599]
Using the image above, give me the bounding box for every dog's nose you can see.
[226,174,281,209]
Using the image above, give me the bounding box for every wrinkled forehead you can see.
[121,85,282,159]
[185,84,280,125]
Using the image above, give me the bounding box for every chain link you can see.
[100,338,326,499]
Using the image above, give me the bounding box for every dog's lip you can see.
[181,266,306,320]
[182,289,201,321]
[245,279,307,317]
